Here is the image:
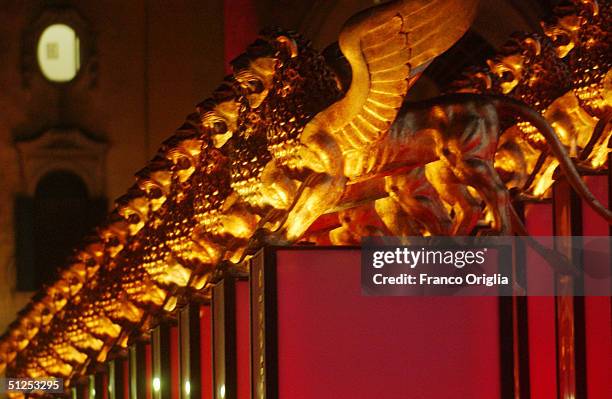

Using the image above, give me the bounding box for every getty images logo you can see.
[371,247,488,269]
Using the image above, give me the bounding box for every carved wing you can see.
[305,0,478,150]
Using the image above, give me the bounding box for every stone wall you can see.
[0,0,224,335]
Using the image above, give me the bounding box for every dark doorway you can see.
[14,170,107,290]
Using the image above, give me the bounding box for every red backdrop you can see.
[274,249,501,399]
[200,305,213,399]
[236,280,251,399]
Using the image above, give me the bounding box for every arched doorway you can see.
[14,170,107,290]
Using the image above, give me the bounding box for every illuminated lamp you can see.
[36,24,80,82]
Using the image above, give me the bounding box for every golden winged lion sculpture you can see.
[224,0,611,244]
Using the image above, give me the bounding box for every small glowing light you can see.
[37,24,81,82]
[184,380,191,395]
[219,384,226,398]
[90,388,96,398]
[153,377,161,392]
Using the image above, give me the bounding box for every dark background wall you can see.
[0,0,225,332]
